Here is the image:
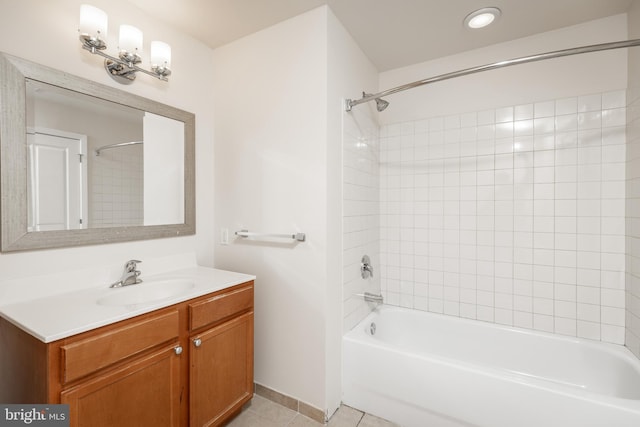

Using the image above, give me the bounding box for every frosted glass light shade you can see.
[79,5,108,38]
[150,41,171,68]
[119,25,143,53]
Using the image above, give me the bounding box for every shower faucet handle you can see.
[361,255,374,279]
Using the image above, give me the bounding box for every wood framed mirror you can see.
[0,52,195,252]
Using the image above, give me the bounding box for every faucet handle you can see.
[124,259,142,271]
[361,255,373,279]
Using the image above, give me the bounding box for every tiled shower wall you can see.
[627,86,640,357]
[343,106,380,332]
[89,145,144,228]
[625,1,640,360]
[379,90,627,344]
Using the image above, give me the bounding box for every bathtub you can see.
[342,306,640,427]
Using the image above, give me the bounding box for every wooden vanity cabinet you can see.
[59,308,183,427]
[61,342,182,427]
[0,280,254,427]
[189,284,254,427]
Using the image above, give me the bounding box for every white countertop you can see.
[0,267,255,343]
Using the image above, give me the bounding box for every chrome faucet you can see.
[109,260,142,288]
[361,255,374,279]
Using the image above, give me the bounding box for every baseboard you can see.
[254,383,326,423]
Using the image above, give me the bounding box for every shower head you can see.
[375,97,390,112]
[363,92,390,112]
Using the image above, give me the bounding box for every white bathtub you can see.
[342,306,640,427]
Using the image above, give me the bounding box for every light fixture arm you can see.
[80,38,171,83]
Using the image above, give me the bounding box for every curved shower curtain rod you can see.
[95,140,143,156]
[345,38,640,112]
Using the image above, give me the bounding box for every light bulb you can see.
[464,7,501,29]
[79,5,108,39]
[151,41,171,68]
[119,25,143,54]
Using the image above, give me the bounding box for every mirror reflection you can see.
[26,80,184,231]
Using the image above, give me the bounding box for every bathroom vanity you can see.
[0,51,253,426]
[0,267,254,427]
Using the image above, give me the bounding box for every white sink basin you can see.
[96,279,195,306]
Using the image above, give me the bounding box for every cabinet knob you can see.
[193,338,202,347]
[174,346,183,355]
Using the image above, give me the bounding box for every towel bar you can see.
[234,230,306,242]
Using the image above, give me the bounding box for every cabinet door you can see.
[61,343,182,427]
[190,311,254,427]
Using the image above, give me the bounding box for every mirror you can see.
[0,52,195,252]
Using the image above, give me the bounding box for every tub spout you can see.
[356,292,383,304]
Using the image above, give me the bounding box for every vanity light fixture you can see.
[78,4,172,84]
[464,7,501,29]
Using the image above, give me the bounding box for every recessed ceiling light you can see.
[464,7,501,29]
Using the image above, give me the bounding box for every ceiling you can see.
[127,0,634,71]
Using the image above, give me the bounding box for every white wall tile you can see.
[627,65,640,357]
[602,90,626,109]
[534,101,555,118]
[515,104,534,121]
[343,108,380,332]
[578,94,602,112]
[378,90,628,345]
[556,98,578,115]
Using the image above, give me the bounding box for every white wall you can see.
[213,5,379,416]
[376,15,630,343]
[0,0,215,299]
[212,7,330,412]
[626,0,640,358]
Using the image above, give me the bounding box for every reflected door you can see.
[27,130,87,231]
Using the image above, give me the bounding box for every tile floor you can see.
[226,395,399,427]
